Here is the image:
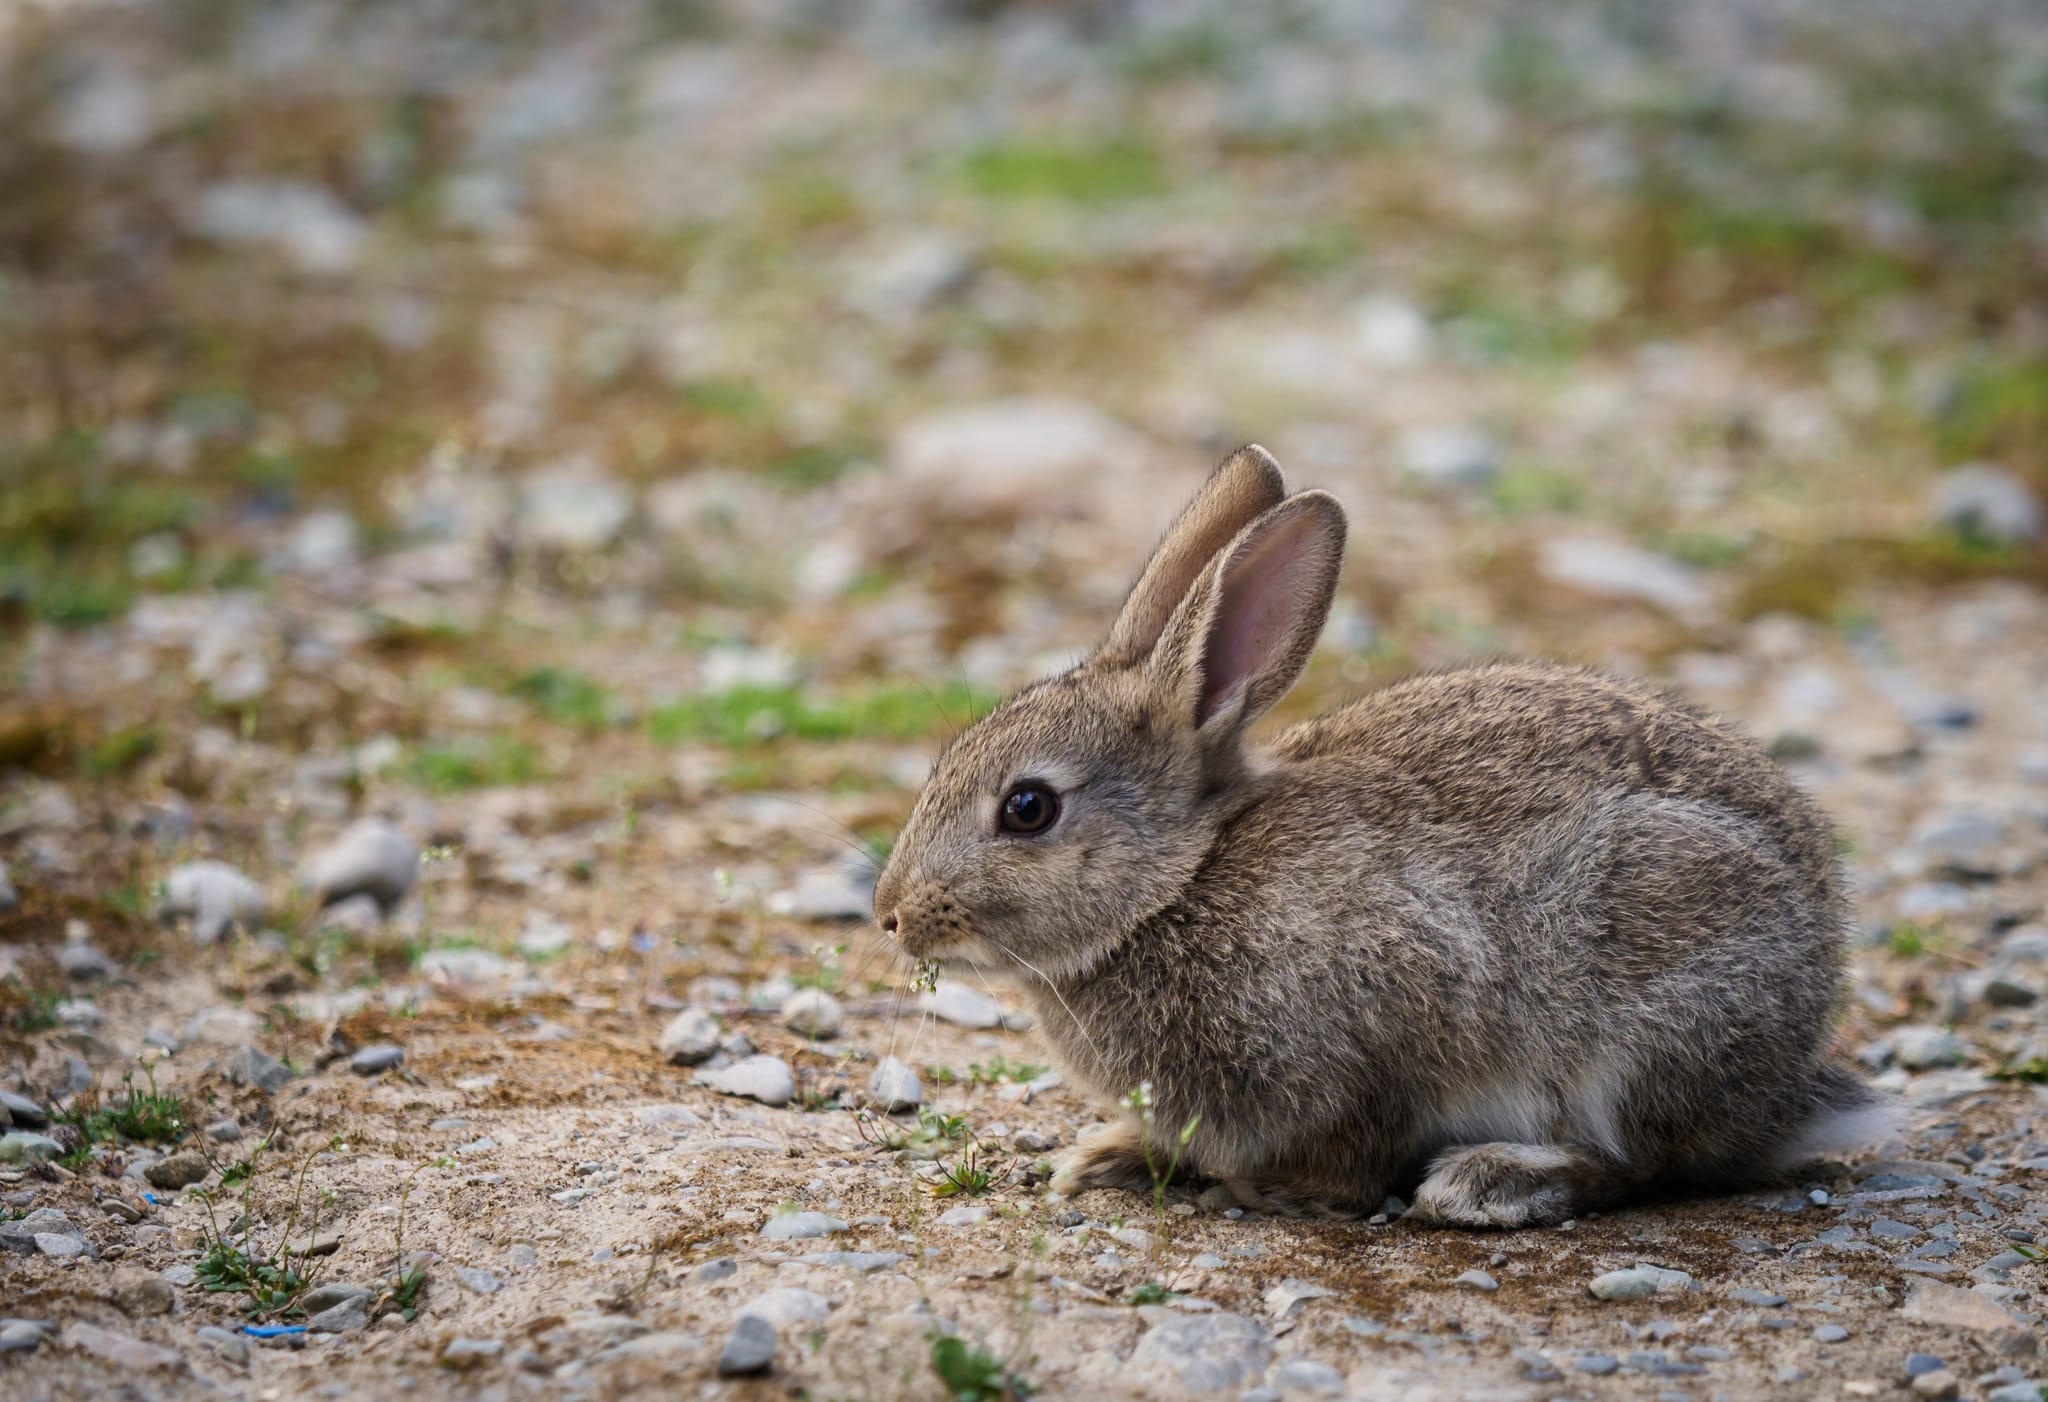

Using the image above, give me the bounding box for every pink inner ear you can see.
[1198,513,1319,725]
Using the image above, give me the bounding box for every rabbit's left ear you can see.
[1151,491,1347,734]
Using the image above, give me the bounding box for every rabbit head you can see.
[873,445,1347,985]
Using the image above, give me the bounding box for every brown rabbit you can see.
[872,445,1887,1223]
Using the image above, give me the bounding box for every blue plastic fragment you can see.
[242,1324,307,1338]
[142,1193,162,1205]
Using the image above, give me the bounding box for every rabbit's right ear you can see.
[1095,445,1287,669]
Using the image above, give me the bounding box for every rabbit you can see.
[871,444,1889,1224]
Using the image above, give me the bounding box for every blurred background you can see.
[2,0,2046,958]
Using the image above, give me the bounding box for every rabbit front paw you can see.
[1050,1120,1158,1196]
[1408,1141,1583,1228]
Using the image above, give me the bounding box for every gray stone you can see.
[1987,1385,2045,1402]
[299,1283,373,1314]
[1588,1264,1695,1300]
[159,861,265,944]
[1400,423,1499,488]
[1905,1353,1948,1377]
[691,1257,738,1284]
[780,988,843,1040]
[1892,1026,1971,1071]
[1269,1357,1346,1395]
[185,1005,261,1046]
[1911,1371,1959,1400]
[1932,463,2042,544]
[694,1055,795,1107]
[1908,811,2007,874]
[657,1008,722,1065]
[36,1232,87,1259]
[1013,1129,1057,1153]
[1728,1288,1788,1307]
[1455,1269,1499,1292]
[226,1045,293,1094]
[1901,1277,2034,1353]
[453,1265,504,1294]
[735,1288,830,1328]
[868,1057,922,1113]
[924,982,1002,1029]
[350,1043,405,1075]
[760,1211,846,1241]
[1575,1355,1620,1375]
[306,819,419,910]
[57,942,116,981]
[767,866,874,922]
[519,465,634,553]
[306,1295,371,1334]
[717,1315,776,1376]
[441,1337,503,1368]
[0,1090,49,1128]
[1814,1323,1850,1343]
[205,1118,242,1142]
[195,1325,249,1364]
[1129,1312,1275,1393]
[109,1266,174,1315]
[0,1132,63,1165]
[143,1152,209,1189]
[1537,538,1708,616]
[804,1251,906,1272]
[60,1322,181,1370]
[937,1205,989,1227]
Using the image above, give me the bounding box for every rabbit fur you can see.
[873,445,1887,1224]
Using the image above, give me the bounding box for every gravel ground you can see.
[3,2,2048,1399]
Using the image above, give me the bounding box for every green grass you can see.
[924,1057,1049,1088]
[54,1063,186,1168]
[2,981,63,1034]
[405,735,547,791]
[956,139,1164,206]
[510,667,614,731]
[1991,1058,2048,1085]
[646,681,990,748]
[931,1334,1033,1401]
[82,725,160,778]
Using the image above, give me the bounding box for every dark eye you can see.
[1000,784,1060,836]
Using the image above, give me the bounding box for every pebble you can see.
[0,1091,48,1128]
[1988,1386,2046,1402]
[781,988,844,1040]
[57,941,117,981]
[453,1265,504,1294]
[1128,1312,1275,1393]
[299,1283,372,1313]
[717,1315,776,1376]
[0,1132,63,1165]
[36,1233,87,1258]
[350,1043,405,1075]
[1901,1277,2032,1350]
[306,1295,371,1334]
[143,1152,209,1189]
[1815,1324,1851,1343]
[736,1288,831,1328]
[1932,463,2043,543]
[110,1266,174,1315]
[159,860,265,943]
[923,982,1003,1029]
[195,1324,249,1364]
[760,1211,846,1241]
[225,1039,292,1097]
[1268,1358,1346,1395]
[1728,1288,1788,1307]
[937,1205,989,1227]
[1913,1372,1961,1400]
[1013,1129,1057,1153]
[1575,1355,1620,1375]
[185,1005,261,1046]
[61,1322,182,1370]
[868,1056,922,1112]
[1588,1264,1695,1300]
[1537,537,1708,616]
[205,1117,242,1142]
[305,818,420,910]
[694,1055,795,1107]
[691,1258,738,1284]
[441,1337,503,1368]
[1906,1353,1948,1377]
[1455,1269,1498,1292]
[519,465,634,553]
[1400,423,1499,488]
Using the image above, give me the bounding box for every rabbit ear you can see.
[1152,490,1347,732]
[1096,445,1287,669]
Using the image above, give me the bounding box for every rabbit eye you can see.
[999,784,1060,836]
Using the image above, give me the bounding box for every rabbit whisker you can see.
[985,939,1106,1074]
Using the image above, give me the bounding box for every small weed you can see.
[1991,1058,2048,1084]
[1,980,63,1034]
[911,958,943,994]
[955,138,1163,206]
[1124,1281,1182,1306]
[646,681,988,748]
[510,666,614,730]
[81,725,159,778]
[932,1145,998,1199]
[406,735,546,791]
[966,1057,1048,1087]
[195,1236,313,1314]
[190,1132,338,1317]
[55,1062,186,1165]
[930,1334,1034,1401]
[1887,923,1937,958]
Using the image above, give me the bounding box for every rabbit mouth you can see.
[880,879,981,960]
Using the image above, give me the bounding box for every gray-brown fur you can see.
[874,446,1885,1224]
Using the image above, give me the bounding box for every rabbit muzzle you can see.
[877,877,979,958]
